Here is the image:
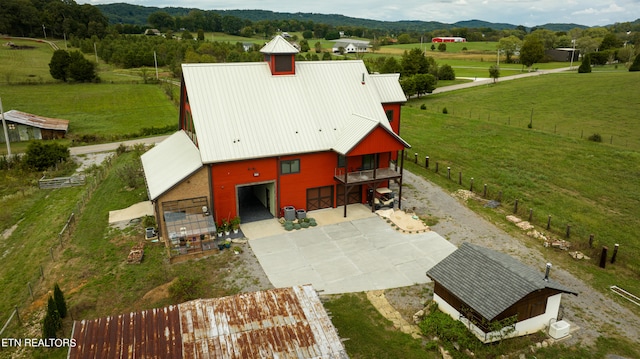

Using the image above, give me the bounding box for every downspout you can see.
[398,149,405,210]
[276,156,281,218]
[209,164,215,227]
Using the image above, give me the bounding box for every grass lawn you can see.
[401,71,640,305]
[0,37,56,84]
[0,83,177,145]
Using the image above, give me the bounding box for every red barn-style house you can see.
[431,37,466,43]
[142,35,409,248]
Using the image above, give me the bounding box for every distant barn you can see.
[432,37,467,43]
[1,110,69,143]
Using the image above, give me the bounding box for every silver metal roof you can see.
[140,130,203,200]
[182,59,406,164]
[370,73,407,104]
[1,110,69,131]
[69,285,348,359]
[260,35,299,54]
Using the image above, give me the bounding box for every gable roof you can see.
[426,242,577,321]
[260,35,299,54]
[369,74,407,104]
[69,285,348,359]
[182,58,407,164]
[140,130,203,200]
[333,114,409,155]
[2,110,69,132]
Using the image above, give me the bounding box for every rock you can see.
[506,215,522,223]
[536,342,542,348]
[519,354,526,359]
[542,340,549,348]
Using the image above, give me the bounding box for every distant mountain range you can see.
[97,3,637,32]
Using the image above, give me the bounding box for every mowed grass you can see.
[0,83,177,141]
[401,71,640,302]
[0,37,57,84]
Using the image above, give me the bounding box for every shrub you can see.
[54,283,68,319]
[300,221,310,228]
[24,141,70,171]
[438,64,455,80]
[420,104,427,110]
[169,276,203,303]
[293,223,301,230]
[630,55,640,72]
[442,107,448,114]
[588,133,602,142]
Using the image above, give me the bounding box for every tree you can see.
[438,64,455,80]
[181,30,193,40]
[413,73,437,97]
[629,54,640,71]
[67,51,98,82]
[578,54,592,73]
[489,65,500,83]
[401,48,429,76]
[498,35,522,63]
[399,76,416,97]
[302,30,313,39]
[380,57,401,74]
[519,37,545,69]
[397,34,412,44]
[47,296,62,331]
[325,30,340,40]
[148,11,175,31]
[54,283,68,319]
[437,43,447,52]
[300,39,310,53]
[24,142,70,171]
[49,49,71,82]
[600,33,623,51]
[314,41,322,53]
[197,29,205,41]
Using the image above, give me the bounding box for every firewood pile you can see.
[127,242,145,264]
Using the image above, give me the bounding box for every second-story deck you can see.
[334,167,401,185]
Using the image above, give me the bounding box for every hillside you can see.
[96,3,591,32]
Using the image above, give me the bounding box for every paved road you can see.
[69,135,170,155]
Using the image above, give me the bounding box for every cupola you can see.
[260,35,299,76]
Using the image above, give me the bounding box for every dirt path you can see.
[390,169,640,347]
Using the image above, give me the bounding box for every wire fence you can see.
[0,155,114,340]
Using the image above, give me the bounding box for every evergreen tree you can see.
[54,283,68,319]
[47,296,62,330]
[42,313,58,339]
[49,50,71,82]
[629,55,640,72]
[578,54,592,73]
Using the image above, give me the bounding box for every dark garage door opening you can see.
[237,183,275,223]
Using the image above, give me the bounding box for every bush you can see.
[442,107,448,114]
[293,223,301,230]
[630,55,640,72]
[438,64,455,80]
[54,283,67,319]
[420,104,427,110]
[578,54,592,73]
[169,276,203,303]
[24,141,70,171]
[588,133,602,142]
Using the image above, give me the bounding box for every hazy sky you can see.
[78,0,639,28]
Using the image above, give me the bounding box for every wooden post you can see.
[458,171,462,185]
[513,199,519,214]
[27,282,34,301]
[528,208,533,222]
[469,178,474,192]
[414,153,418,164]
[483,184,487,198]
[599,246,608,268]
[566,224,571,238]
[611,244,619,264]
[497,191,502,202]
[447,167,451,179]
[50,247,54,260]
[40,265,44,279]
[547,215,552,230]
[589,234,594,248]
[15,306,21,325]
[425,156,429,168]
[435,162,439,173]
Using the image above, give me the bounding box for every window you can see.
[386,109,394,123]
[362,154,376,170]
[337,154,346,168]
[281,159,300,174]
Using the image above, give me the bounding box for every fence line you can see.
[38,174,86,189]
[415,104,636,149]
[403,151,609,256]
[0,154,115,337]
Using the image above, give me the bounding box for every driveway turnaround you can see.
[249,216,457,295]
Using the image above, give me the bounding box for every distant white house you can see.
[332,39,370,53]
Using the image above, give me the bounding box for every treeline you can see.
[0,0,109,39]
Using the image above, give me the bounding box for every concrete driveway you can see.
[249,214,456,295]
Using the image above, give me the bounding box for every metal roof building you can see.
[69,285,348,359]
[0,110,69,142]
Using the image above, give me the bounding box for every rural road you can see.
[69,135,170,155]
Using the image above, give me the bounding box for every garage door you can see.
[336,184,362,206]
[306,186,334,211]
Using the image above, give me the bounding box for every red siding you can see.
[383,103,402,135]
[211,158,278,220]
[347,127,405,156]
[279,152,338,210]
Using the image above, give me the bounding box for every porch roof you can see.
[141,130,203,200]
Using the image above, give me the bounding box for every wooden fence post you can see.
[528,208,533,222]
[458,171,462,185]
[425,156,429,168]
[566,224,571,238]
[514,199,519,214]
[599,246,608,268]
[435,162,439,173]
[483,184,487,198]
[589,234,594,248]
[547,215,552,230]
[447,167,451,179]
[469,178,474,192]
[611,244,619,264]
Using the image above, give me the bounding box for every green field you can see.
[401,72,640,301]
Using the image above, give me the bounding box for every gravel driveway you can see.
[394,169,640,347]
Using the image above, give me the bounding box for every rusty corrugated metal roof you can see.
[2,110,69,131]
[68,285,348,359]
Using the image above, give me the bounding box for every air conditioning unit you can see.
[549,320,570,339]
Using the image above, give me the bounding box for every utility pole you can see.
[570,39,576,70]
[1,97,11,156]
[42,24,47,39]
